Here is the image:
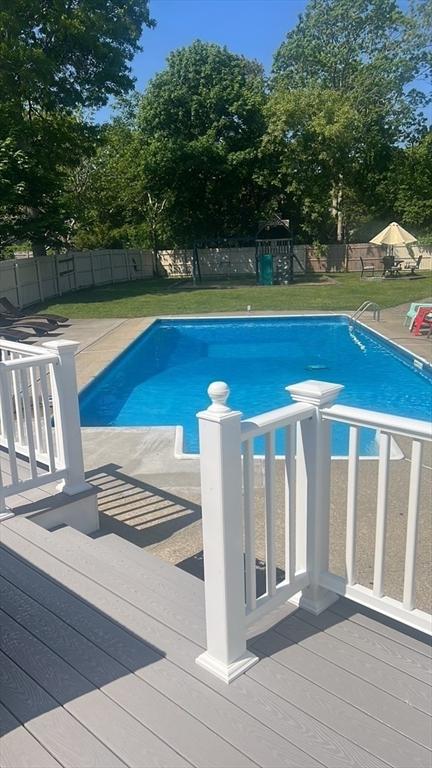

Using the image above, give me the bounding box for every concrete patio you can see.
[6,302,431,612]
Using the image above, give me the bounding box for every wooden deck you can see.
[1,515,431,768]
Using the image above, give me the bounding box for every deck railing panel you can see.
[0,339,91,517]
[197,379,432,683]
[321,402,431,633]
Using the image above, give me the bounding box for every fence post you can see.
[196,381,258,683]
[287,380,344,614]
[13,262,22,307]
[43,340,92,496]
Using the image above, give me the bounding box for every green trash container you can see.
[258,253,273,285]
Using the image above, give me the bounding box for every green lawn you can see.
[36,273,432,318]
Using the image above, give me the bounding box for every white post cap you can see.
[287,379,344,407]
[207,381,231,413]
[43,339,80,354]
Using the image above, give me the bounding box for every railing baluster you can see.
[346,425,359,585]
[19,367,38,479]
[11,364,24,445]
[49,361,62,462]
[29,365,43,457]
[264,430,276,596]
[373,431,390,597]
[39,364,57,472]
[0,366,19,485]
[243,439,256,611]
[284,424,296,582]
[403,440,423,611]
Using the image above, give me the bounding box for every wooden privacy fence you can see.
[1,243,430,309]
[0,250,153,309]
[159,243,431,277]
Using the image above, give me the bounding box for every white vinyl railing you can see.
[0,338,91,518]
[320,403,432,630]
[196,380,432,683]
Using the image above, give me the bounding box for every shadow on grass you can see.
[35,274,336,309]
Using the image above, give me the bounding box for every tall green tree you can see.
[388,131,432,232]
[135,41,268,243]
[270,0,429,240]
[0,0,154,255]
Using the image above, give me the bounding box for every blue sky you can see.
[96,0,427,123]
[134,0,307,87]
[96,0,305,121]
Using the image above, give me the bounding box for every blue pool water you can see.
[79,316,432,455]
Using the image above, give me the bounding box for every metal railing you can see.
[196,380,431,683]
[0,338,91,517]
[351,301,381,323]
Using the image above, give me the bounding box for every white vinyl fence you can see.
[197,379,432,683]
[0,338,91,516]
[0,250,153,309]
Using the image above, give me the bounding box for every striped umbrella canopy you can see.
[370,222,417,246]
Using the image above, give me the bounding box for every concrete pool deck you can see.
[49,303,431,611]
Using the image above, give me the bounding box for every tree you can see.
[261,88,367,241]
[389,131,432,232]
[134,41,268,243]
[0,0,154,255]
[271,0,429,240]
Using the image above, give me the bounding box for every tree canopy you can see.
[1,0,430,256]
[136,41,268,243]
[269,0,430,240]
[0,0,154,254]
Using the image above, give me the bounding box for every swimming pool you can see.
[79,316,432,456]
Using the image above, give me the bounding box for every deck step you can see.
[0,523,325,768]
[93,532,204,593]
[52,526,205,616]
[4,517,430,768]
[6,517,206,645]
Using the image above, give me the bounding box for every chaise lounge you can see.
[0,314,57,337]
[0,296,68,325]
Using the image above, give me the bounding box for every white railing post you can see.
[196,382,258,683]
[287,380,344,614]
[43,340,92,496]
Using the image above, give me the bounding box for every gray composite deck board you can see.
[0,652,125,768]
[267,612,432,715]
[0,701,62,768]
[0,611,190,768]
[65,526,204,612]
[251,627,432,749]
[1,517,431,768]
[0,537,323,768]
[329,598,432,656]
[93,530,204,599]
[248,652,431,767]
[291,605,432,684]
[0,578,256,768]
[9,518,206,645]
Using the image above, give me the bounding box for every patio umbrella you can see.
[369,221,417,247]
[370,222,418,267]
